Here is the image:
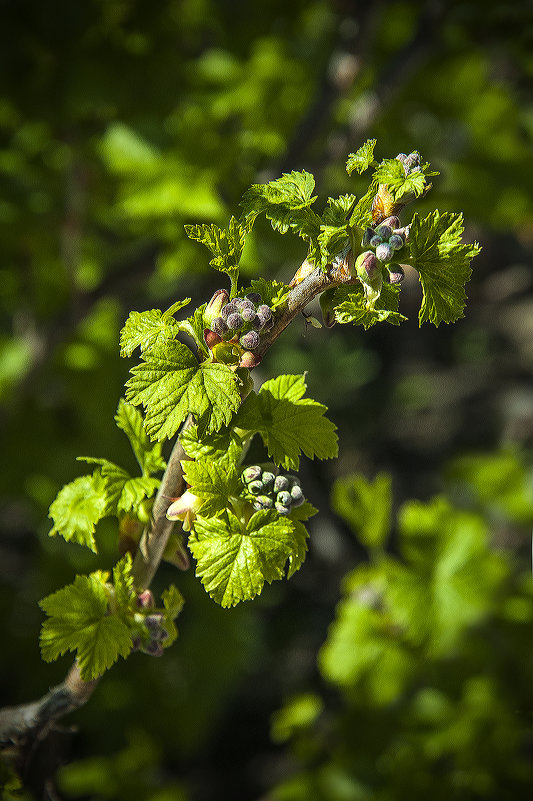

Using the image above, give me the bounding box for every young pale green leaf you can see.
[407,211,481,326]
[346,139,377,175]
[119,302,189,358]
[114,399,166,476]
[48,474,109,553]
[235,374,338,470]
[332,282,406,330]
[180,424,243,466]
[184,215,246,274]
[161,584,185,646]
[39,573,133,680]
[348,177,379,229]
[112,554,135,617]
[331,473,392,549]
[189,510,297,607]
[181,459,239,516]
[242,277,290,311]
[316,197,354,268]
[118,476,160,514]
[125,340,241,441]
[77,457,130,515]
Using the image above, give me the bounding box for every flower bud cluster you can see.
[241,465,305,516]
[395,151,422,175]
[209,293,274,351]
[360,215,409,284]
[132,591,168,658]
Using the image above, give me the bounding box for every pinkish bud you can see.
[204,328,223,349]
[239,350,262,369]
[355,250,379,280]
[137,590,155,609]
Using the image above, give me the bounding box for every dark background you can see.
[1,1,533,799]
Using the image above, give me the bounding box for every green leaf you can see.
[184,215,246,275]
[125,340,241,441]
[235,374,338,470]
[180,423,243,466]
[407,211,481,325]
[331,473,392,548]
[189,510,297,607]
[118,476,160,514]
[177,303,209,358]
[48,474,108,553]
[114,399,166,476]
[373,156,438,202]
[346,139,377,175]
[39,573,132,680]
[182,459,239,516]
[240,171,321,260]
[317,198,354,270]
[112,554,135,617]
[77,457,130,515]
[119,300,190,358]
[332,281,406,329]
[161,584,185,646]
[287,520,309,579]
[241,277,290,311]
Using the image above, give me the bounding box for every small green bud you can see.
[254,495,274,510]
[375,224,393,240]
[355,251,379,280]
[290,485,304,504]
[221,301,238,321]
[388,233,404,251]
[273,475,289,493]
[369,234,382,248]
[137,590,155,609]
[262,471,275,489]
[275,501,291,516]
[243,465,262,483]
[205,289,229,326]
[248,480,264,495]
[276,490,292,506]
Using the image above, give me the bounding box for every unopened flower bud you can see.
[388,234,404,251]
[262,471,275,490]
[144,640,164,657]
[257,304,272,322]
[221,301,238,321]
[245,292,262,305]
[248,480,264,495]
[355,251,379,280]
[243,465,262,483]
[290,485,304,505]
[239,330,260,350]
[381,215,400,230]
[137,590,155,609]
[370,234,382,248]
[205,289,229,325]
[395,153,408,163]
[376,224,393,241]
[210,317,228,337]
[404,151,420,170]
[275,502,291,516]
[319,288,337,329]
[287,475,301,488]
[227,312,244,331]
[241,305,257,322]
[273,475,289,493]
[375,243,394,263]
[276,490,292,506]
[144,613,164,633]
[254,495,274,510]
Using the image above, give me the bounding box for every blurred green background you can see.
[1,1,533,799]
